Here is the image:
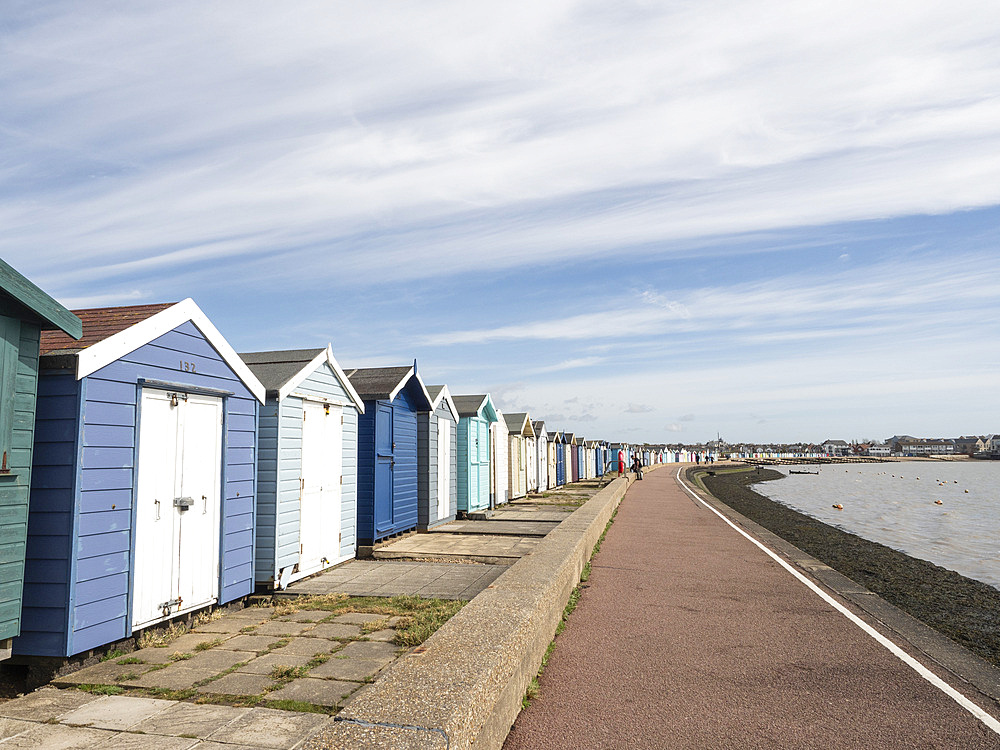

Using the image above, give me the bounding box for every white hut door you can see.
[134,390,222,630]
[300,401,342,571]
[437,418,450,520]
[175,394,223,615]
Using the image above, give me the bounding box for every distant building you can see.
[895,438,956,456]
[821,439,850,456]
[867,443,892,457]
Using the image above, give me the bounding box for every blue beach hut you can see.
[346,365,433,545]
[240,347,365,589]
[553,431,566,486]
[418,385,459,531]
[17,300,264,657]
[452,394,498,515]
[0,260,81,658]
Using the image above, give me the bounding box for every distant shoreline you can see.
[696,467,1000,669]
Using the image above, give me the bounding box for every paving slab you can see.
[224,606,276,621]
[59,695,174,731]
[284,560,505,600]
[214,634,283,652]
[0,687,99,721]
[188,743,262,750]
[129,702,250,738]
[122,666,217,691]
[301,623,361,640]
[0,716,39,740]
[431,519,558,537]
[189,618,249,635]
[52,661,155,687]
[329,612,387,625]
[196,672,276,697]
[89,733,197,749]
[308,656,390,682]
[160,633,233,652]
[265,677,357,707]
[334,640,401,661]
[179,648,256,671]
[361,629,396,642]
[235,650,318,675]
[205,707,329,748]
[252,620,313,637]
[0,722,115,749]
[268,637,338,657]
[275,609,333,623]
[491,506,574,522]
[372,533,538,564]
[126,646,192,664]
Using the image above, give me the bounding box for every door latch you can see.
[159,597,183,616]
[173,496,194,511]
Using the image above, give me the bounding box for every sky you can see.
[3,0,1000,444]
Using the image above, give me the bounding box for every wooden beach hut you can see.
[346,365,432,545]
[546,430,557,489]
[452,394,497,516]
[503,413,533,501]
[419,385,459,531]
[532,421,548,492]
[553,431,566,486]
[16,300,263,657]
[491,408,509,507]
[240,346,364,589]
[566,434,579,483]
[0,261,81,658]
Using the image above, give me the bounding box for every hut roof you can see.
[38,299,264,402]
[240,346,364,410]
[40,303,174,355]
[503,412,535,437]
[426,384,459,422]
[0,258,82,338]
[452,394,498,422]
[345,365,432,409]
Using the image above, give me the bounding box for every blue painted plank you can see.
[77,530,129,559]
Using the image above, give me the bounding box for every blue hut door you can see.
[133,389,222,630]
[374,404,394,533]
[300,401,343,571]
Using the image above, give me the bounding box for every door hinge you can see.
[300,544,304,554]
[340,475,343,485]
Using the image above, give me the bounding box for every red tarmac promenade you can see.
[504,467,1000,749]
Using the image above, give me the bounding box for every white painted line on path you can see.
[675,468,1000,736]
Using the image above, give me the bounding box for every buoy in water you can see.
[965,490,969,493]
[832,504,843,510]
[934,500,943,505]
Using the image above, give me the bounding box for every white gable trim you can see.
[430,384,460,422]
[276,345,365,413]
[75,298,266,403]
[388,367,434,410]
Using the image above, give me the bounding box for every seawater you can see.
[750,461,1000,591]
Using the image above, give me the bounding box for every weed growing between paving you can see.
[522,505,621,709]
[273,594,463,648]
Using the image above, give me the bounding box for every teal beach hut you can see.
[0,260,80,658]
[452,394,498,515]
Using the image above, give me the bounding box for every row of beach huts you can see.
[0,260,685,662]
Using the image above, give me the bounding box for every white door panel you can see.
[437,418,450,520]
[300,401,342,572]
[133,389,222,631]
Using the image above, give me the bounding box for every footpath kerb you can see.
[303,471,652,749]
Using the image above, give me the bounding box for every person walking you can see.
[631,453,643,480]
